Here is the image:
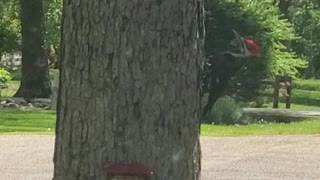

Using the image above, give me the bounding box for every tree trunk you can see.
[53,46,60,69]
[53,1,203,180]
[14,0,51,99]
[278,0,291,19]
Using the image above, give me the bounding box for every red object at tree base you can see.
[105,164,153,177]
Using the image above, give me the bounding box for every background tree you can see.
[53,1,203,180]
[44,0,62,68]
[0,0,20,65]
[288,0,320,78]
[0,0,62,69]
[14,0,51,99]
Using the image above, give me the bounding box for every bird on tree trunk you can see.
[202,30,260,118]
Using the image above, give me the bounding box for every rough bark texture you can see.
[14,0,51,99]
[53,1,203,180]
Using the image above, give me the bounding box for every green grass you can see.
[0,110,56,134]
[294,79,320,91]
[262,87,320,109]
[201,120,320,137]
[264,102,320,111]
[1,109,320,137]
[289,89,320,107]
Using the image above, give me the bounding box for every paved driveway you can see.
[0,135,320,180]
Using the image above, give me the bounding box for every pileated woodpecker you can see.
[202,30,260,119]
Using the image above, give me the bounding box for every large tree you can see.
[53,1,204,180]
[14,0,51,99]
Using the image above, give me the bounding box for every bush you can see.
[203,96,250,125]
[0,68,12,86]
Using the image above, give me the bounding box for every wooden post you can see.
[273,76,279,108]
[286,77,292,109]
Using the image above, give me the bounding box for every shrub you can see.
[203,96,249,125]
[0,68,12,86]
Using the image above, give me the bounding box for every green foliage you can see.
[227,0,308,78]
[203,96,248,125]
[288,0,320,78]
[0,0,62,55]
[0,0,21,54]
[44,0,62,48]
[0,68,12,85]
[268,45,307,78]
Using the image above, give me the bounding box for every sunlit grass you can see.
[0,109,56,134]
[263,87,320,108]
[1,109,320,137]
[201,120,320,137]
[264,102,320,111]
[294,79,320,91]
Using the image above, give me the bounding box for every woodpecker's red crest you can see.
[228,30,261,58]
[244,39,260,57]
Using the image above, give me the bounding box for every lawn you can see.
[294,79,320,91]
[201,120,320,137]
[264,102,320,111]
[261,79,320,111]
[0,110,56,134]
[1,110,320,136]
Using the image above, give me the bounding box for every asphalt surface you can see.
[0,135,319,180]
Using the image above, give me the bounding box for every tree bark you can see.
[14,0,51,99]
[53,1,203,180]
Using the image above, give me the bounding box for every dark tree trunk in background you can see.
[53,0,203,180]
[278,0,291,19]
[14,0,51,99]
